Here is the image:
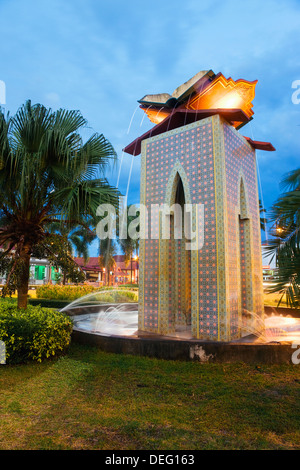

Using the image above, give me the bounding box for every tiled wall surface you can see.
[138,114,264,341]
[223,122,264,339]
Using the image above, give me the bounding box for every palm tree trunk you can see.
[17,247,31,309]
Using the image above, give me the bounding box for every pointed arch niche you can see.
[158,161,197,337]
[237,176,254,335]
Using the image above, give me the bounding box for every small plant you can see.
[0,304,73,364]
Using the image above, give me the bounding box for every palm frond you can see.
[10,100,54,153]
[53,178,120,222]
[280,168,300,191]
[266,169,300,308]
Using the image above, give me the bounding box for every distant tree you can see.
[99,238,117,286]
[118,204,139,283]
[46,222,97,284]
[30,232,86,285]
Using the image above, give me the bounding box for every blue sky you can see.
[0,0,300,254]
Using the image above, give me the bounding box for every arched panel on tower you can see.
[158,161,194,336]
[238,176,254,336]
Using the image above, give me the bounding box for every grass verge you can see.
[0,343,299,450]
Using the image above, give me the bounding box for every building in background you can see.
[0,256,60,286]
[74,255,139,285]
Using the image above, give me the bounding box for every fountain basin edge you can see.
[71,328,295,364]
[64,302,299,364]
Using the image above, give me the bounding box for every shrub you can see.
[94,293,115,303]
[36,284,97,301]
[93,289,138,303]
[36,285,139,303]
[113,290,138,302]
[0,304,73,364]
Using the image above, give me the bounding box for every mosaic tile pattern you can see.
[223,121,264,338]
[138,114,264,341]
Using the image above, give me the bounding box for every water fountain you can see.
[61,290,300,364]
[62,70,300,363]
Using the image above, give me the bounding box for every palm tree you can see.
[119,237,135,283]
[0,100,119,308]
[99,238,117,286]
[265,167,300,307]
[118,204,139,283]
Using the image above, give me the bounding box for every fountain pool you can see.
[61,291,300,364]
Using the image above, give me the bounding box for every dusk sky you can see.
[1,0,300,254]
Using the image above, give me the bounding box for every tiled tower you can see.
[124,70,275,341]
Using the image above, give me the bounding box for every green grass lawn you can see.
[0,343,299,450]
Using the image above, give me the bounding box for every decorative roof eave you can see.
[123,108,252,156]
[123,109,275,156]
[79,266,101,272]
[243,136,275,152]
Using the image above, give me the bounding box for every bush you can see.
[92,289,138,303]
[36,285,139,303]
[113,290,138,302]
[0,304,73,364]
[36,284,97,301]
[94,293,115,303]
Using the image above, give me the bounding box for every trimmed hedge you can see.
[93,289,138,303]
[35,285,139,303]
[0,304,73,364]
[36,284,97,301]
[29,298,71,309]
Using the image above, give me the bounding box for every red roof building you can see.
[74,255,139,285]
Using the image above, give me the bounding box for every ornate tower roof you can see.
[138,69,257,128]
[124,70,275,155]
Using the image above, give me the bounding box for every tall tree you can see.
[0,100,119,308]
